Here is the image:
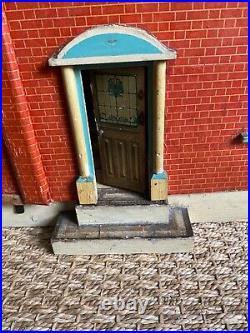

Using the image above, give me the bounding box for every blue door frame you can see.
[75,61,154,196]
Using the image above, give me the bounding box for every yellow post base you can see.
[150,178,168,201]
[76,178,97,205]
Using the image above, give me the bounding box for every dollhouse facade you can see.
[2,2,248,206]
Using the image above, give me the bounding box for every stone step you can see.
[97,185,166,206]
[75,204,169,226]
[51,207,193,255]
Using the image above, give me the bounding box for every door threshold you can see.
[97,183,166,206]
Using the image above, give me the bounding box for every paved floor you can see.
[3,191,248,227]
[2,221,248,330]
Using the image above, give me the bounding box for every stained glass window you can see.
[95,73,138,127]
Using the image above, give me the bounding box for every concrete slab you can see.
[52,237,193,255]
[168,191,248,223]
[76,204,170,226]
[2,202,75,227]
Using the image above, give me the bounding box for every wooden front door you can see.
[91,67,146,193]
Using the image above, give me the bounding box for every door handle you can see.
[98,129,104,136]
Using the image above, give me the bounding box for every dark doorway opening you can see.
[81,70,102,182]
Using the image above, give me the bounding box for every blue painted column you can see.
[61,66,97,204]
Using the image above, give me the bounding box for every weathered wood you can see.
[97,185,155,205]
[54,212,99,239]
[53,207,192,240]
[99,221,187,239]
[91,67,146,194]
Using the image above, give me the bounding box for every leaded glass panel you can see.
[95,73,138,127]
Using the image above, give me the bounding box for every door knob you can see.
[98,129,104,136]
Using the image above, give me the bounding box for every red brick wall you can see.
[2,9,51,203]
[3,2,248,202]
[2,144,18,195]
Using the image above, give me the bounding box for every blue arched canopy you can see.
[49,25,176,66]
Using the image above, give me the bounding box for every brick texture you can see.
[2,9,51,203]
[2,144,19,195]
[2,2,248,201]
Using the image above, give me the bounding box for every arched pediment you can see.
[49,24,176,66]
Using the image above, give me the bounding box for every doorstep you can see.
[51,206,193,255]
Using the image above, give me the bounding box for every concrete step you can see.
[51,207,193,255]
[75,204,169,226]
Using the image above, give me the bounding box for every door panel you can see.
[91,67,146,193]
